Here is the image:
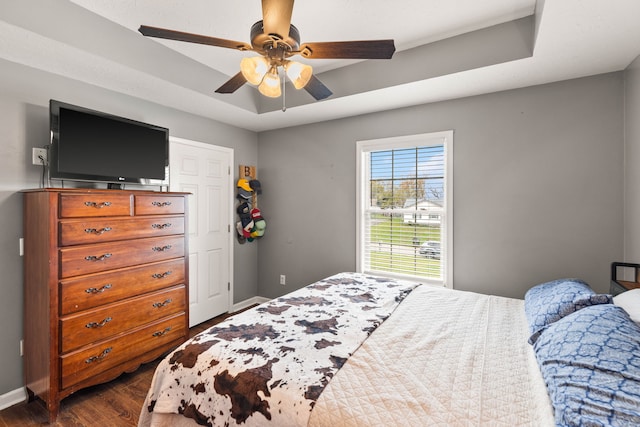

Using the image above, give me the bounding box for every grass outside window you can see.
[366,213,442,279]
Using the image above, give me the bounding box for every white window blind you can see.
[357,132,453,285]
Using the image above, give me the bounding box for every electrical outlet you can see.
[280,274,286,286]
[32,147,47,165]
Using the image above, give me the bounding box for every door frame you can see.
[169,136,234,318]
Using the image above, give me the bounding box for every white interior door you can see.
[169,137,233,327]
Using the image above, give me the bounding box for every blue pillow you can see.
[533,304,640,427]
[524,278,612,344]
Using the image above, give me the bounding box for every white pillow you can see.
[613,288,640,323]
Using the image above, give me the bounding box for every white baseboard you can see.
[231,296,269,313]
[0,387,26,411]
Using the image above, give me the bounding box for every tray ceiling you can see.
[1,0,639,131]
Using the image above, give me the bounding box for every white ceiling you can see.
[1,0,639,132]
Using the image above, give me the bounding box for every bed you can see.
[138,272,640,427]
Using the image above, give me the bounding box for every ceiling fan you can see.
[139,0,395,101]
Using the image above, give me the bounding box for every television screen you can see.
[49,100,169,186]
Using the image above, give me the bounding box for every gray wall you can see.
[0,59,258,397]
[257,73,625,300]
[625,56,640,260]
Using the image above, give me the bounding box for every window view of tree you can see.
[370,146,444,210]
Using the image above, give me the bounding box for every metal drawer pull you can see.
[84,253,112,261]
[85,347,112,364]
[152,223,172,229]
[85,284,112,294]
[84,201,112,208]
[152,298,172,308]
[152,245,172,252]
[153,327,172,337]
[152,271,172,279]
[151,201,172,207]
[84,227,112,235]
[85,317,112,329]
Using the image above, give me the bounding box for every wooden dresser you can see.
[22,188,189,422]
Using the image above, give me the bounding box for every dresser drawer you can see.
[59,235,185,278]
[60,285,185,353]
[59,259,185,315]
[60,313,186,390]
[59,215,185,246]
[135,195,184,215]
[59,193,132,218]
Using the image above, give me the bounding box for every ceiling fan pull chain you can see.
[281,67,287,112]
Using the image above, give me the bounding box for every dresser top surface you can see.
[22,187,189,196]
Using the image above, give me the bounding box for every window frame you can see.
[356,131,453,287]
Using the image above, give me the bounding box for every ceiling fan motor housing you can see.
[250,20,300,59]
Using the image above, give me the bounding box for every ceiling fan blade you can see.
[303,75,332,101]
[261,0,294,40]
[215,72,247,94]
[139,25,252,51]
[299,40,395,59]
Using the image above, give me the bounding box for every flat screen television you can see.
[49,99,169,187]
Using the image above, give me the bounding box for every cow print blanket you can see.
[141,272,419,426]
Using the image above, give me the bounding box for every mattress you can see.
[138,273,555,426]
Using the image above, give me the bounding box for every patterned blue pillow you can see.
[524,278,612,344]
[533,304,640,427]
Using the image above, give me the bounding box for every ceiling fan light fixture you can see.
[240,56,269,85]
[285,61,313,90]
[258,67,281,98]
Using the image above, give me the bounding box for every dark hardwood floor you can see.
[0,310,242,426]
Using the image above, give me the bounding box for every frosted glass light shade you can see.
[258,68,281,98]
[240,56,269,85]
[285,61,313,89]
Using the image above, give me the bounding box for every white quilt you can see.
[308,285,555,427]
